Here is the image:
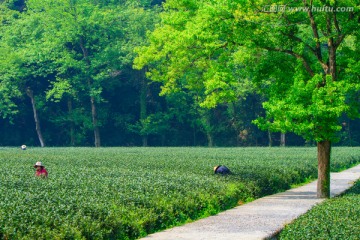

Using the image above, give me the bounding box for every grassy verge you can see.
[279,180,360,239]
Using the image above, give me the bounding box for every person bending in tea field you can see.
[34,162,48,178]
[214,165,231,175]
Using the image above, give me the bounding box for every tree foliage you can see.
[134,0,253,108]
[134,0,360,197]
[0,0,359,148]
[135,0,360,143]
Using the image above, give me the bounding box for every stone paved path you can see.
[141,164,360,240]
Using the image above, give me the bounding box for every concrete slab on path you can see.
[141,164,360,240]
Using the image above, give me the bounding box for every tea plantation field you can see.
[279,179,360,239]
[0,147,359,239]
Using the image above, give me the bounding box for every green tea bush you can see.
[0,147,359,239]
[279,180,360,240]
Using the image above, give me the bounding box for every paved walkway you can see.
[141,164,360,240]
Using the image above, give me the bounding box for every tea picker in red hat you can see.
[34,162,48,178]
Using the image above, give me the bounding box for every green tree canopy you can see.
[0,0,159,146]
[135,0,360,198]
[134,0,253,108]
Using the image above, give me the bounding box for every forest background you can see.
[0,0,359,148]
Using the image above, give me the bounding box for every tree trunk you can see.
[268,130,273,147]
[140,70,148,147]
[280,132,286,147]
[26,88,45,147]
[90,96,101,147]
[207,132,214,147]
[347,120,352,147]
[161,134,166,146]
[67,98,75,146]
[80,38,101,147]
[348,121,352,147]
[317,140,331,198]
[193,128,197,146]
[142,136,148,147]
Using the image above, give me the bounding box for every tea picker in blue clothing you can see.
[214,165,231,175]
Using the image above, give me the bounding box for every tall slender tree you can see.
[26,0,158,146]
[0,1,55,147]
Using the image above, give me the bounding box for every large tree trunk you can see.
[26,88,45,147]
[317,140,331,198]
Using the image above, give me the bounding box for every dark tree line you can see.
[0,0,359,147]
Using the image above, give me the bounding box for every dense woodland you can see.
[0,0,359,147]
